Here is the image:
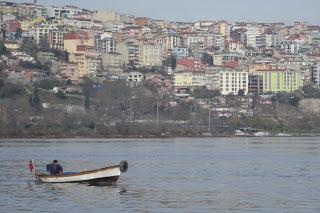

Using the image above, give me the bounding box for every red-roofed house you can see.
[64,31,94,54]
[134,17,151,27]
[76,44,88,52]
[6,20,21,33]
[223,60,239,68]
[176,58,206,72]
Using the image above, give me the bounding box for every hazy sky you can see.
[17,0,320,24]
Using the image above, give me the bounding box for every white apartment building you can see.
[214,33,225,49]
[63,18,93,29]
[264,34,277,47]
[29,24,57,44]
[194,21,214,31]
[165,34,182,51]
[95,32,117,53]
[93,10,120,22]
[97,37,117,53]
[172,47,189,57]
[312,62,320,86]
[85,56,100,77]
[219,68,249,95]
[187,36,205,47]
[245,25,262,48]
[174,71,219,90]
[123,71,144,84]
[47,5,82,18]
[34,5,47,17]
[281,39,305,55]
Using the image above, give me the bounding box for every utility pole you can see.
[208,106,211,133]
[156,96,159,125]
[130,100,132,123]
[130,96,136,123]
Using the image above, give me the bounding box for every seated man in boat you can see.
[46,160,63,175]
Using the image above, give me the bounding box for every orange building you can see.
[63,31,94,54]
[134,17,150,27]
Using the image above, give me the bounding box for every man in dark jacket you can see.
[46,160,63,175]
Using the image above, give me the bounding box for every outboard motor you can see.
[120,161,128,173]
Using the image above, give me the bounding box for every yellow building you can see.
[262,70,302,93]
[249,63,286,73]
[69,53,86,77]
[20,17,46,31]
[69,47,99,78]
[305,32,313,45]
[4,41,20,50]
[0,2,18,15]
[138,43,162,67]
[213,21,230,39]
[20,19,32,31]
[153,20,169,29]
[174,72,193,87]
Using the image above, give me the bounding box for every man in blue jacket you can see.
[46,160,63,175]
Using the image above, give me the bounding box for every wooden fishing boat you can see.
[30,161,128,184]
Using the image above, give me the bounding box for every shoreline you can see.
[1,133,320,139]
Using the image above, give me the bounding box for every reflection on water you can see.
[1,137,320,213]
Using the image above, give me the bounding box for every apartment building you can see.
[29,24,57,44]
[48,30,67,50]
[0,1,18,16]
[174,71,219,90]
[312,62,320,86]
[64,31,94,54]
[138,43,163,67]
[123,71,144,85]
[58,62,80,83]
[172,47,189,58]
[219,68,249,95]
[96,36,117,53]
[245,25,262,48]
[176,58,205,72]
[47,5,82,18]
[261,70,302,93]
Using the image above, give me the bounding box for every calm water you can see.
[1,137,320,213]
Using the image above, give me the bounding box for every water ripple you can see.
[1,138,320,213]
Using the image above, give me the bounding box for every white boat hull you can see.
[35,161,128,184]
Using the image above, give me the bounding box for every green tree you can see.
[29,86,41,110]
[171,55,176,70]
[193,88,221,99]
[56,91,66,100]
[238,89,245,96]
[35,78,64,90]
[0,82,24,98]
[15,28,23,41]
[162,55,177,69]
[66,79,72,86]
[21,37,38,57]
[1,27,6,41]
[201,53,213,66]
[84,94,90,111]
[38,38,49,49]
[302,85,320,98]
[0,41,8,55]
[0,78,3,90]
